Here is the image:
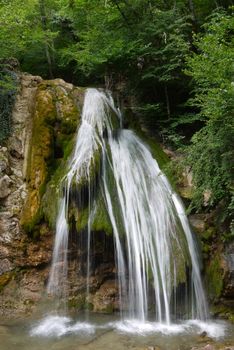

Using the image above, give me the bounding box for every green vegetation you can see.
[205,253,224,299]
[185,11,234,216]
[0,62,18,144]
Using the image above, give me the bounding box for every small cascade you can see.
[47,88,208,323]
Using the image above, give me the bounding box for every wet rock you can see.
[200,331,207,338]
[91,280,118,313]
[0,73,86,317]
[222,242,234,299]
[0,259,14,275]
[0,266,50,316]
[9,137,23,158]
[0,175,12,198]
[0,74,53,317]
[189,214,206,234]
[0,147,10,174]
[178,166,193,199]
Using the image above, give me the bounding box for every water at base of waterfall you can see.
[30,314,226,339]
[1,314,234,350]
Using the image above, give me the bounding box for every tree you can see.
[185,10,234,215]
[0,0,59,77]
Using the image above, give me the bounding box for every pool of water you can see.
[0,313,233,350]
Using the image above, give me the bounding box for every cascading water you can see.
[47,89,118,297]
[47,88,208,325]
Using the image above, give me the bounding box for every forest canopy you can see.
[0,0,233,227]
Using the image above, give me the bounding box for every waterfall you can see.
[47,88,208,323]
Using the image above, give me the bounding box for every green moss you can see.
[42,160,68,229]
[202,227,216,241]
[84,302,94,311]
[92,195,113,235]
[75,193,113,235]
[20,87,57,231]
[75,206,89,232]
[100,304,114,314]
[68,295,86,310]
[202,243,211,254]
[21,81,80,233]
[63,137,75,160]
[211,304,234,323]
[206,254,223,299]
[171,218,191,285]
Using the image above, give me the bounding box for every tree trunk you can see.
[39,0,53,78]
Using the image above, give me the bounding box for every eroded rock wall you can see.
[0,74,51,315]
[0,74,119,317]
[168,152,234,321]
[0,74,84,316]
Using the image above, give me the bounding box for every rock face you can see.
[188,212,234,319]
[0,74,52,316]
[163,148,234,321]
[0,73,118,317]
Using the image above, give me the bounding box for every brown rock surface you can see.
[0,73,84,316]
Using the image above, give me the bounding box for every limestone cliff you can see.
[0,73,84,316]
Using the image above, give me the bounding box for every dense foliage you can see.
[185,11,234,215]
[0,0,233,223]
[0,62,18,143]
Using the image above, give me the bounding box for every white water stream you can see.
[47,88,208,326]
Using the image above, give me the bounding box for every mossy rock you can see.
[202,227,216,241]
[205,253,224,299]
[74,192,113,235]
[20,88,54,231]
[44,141,103,230]
[211,304,234,323]
[42,163,67,229]
[68,294,86,310]
[21,81,81,233]
[92,195,113,235]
